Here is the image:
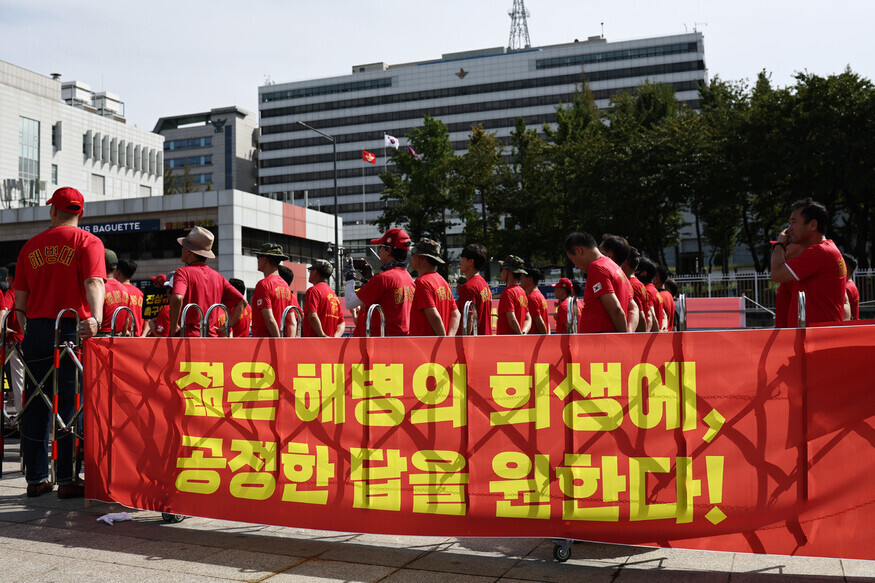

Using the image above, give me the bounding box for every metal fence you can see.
[674,268,875,319]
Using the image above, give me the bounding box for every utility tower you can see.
[507,0,531,50]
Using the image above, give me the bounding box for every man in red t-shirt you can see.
[115,258,144,337]
[409,238,459,336]
[771,198,846,326]
[654,264,676,331]
[228,278,252,337]
[345,228,415,337]
[14,186,106,498]
[565,232,630,333]
[99,249,131,335]
[599,234,640,332]
[618,246,650,332]
[843,253,860,320]
[553,277,582,334]
[251,243,297,337]
[2,262,25,414]
[456,243,493,335]
[637,258,664,332]
[496,255,530,335]
[521,267,548,334]
[170,227,246,337]
[303,260,345,337]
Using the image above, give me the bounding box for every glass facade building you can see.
[258,32,708,246]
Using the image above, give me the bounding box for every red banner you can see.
[84,326,875,560]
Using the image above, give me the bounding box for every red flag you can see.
[362,150,376,164]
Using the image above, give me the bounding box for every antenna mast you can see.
[508,0,531,50]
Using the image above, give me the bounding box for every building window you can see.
[52,164,58,184]
[52,122,62,150]
[92,173,105,195]
[225,124,233,189]
[18,116,41,207]
[165,155,212,169]
[163,137,212,151]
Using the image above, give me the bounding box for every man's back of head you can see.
[460,243,488,272]
[600,234,630,266]
[637,258,657,284]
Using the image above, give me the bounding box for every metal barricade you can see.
[180,303,205,337]
[43,309,85,484]
[797,291,807,329]
[677,294,687,332]
[281,305,304,337]
[110,306,136,338]
[205,304,230,338]
[365,304,385,338]
[461,300,478,336]
[568,297,579,334]
[1,308,25,425]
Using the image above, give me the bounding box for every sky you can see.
[1,0,872,130]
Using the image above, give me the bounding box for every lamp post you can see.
[296,121,339,295]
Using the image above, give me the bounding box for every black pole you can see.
[333,139,339,295]
[296,120,340,295]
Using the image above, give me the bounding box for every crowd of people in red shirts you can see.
[0,188,862,501]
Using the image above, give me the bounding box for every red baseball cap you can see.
[46,187,85,215]
[370,228,411,250]
[553,277,573,291]
[150,274,167,286]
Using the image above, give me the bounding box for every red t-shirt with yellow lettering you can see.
[172,263,244,337]
[456,274,493,335]
[409,271,456,336]
[645,283,664,329]
[232,303,252,337]
[124,283,145,336]
[100,278,131,334]
[251,273,296,337]
[303,282,343,337]
[14,225,106,320]
[527,288,549,334]
[354,266,415,337]
[497,284,528,335]
[555,297,583,334]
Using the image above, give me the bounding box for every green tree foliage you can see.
[376,116,456,258]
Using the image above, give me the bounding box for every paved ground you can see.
[1,439,873,582]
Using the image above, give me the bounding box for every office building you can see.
[154,107,258,194]
[0,60,163,210]
[258,32,707,248]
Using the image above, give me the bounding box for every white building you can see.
[154,107,258,194]
[0,60,163,210]
[258,32,707,249]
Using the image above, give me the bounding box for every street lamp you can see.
[296,120,339,295]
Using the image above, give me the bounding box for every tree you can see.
[448,125,512,263]
[377,116,456,260]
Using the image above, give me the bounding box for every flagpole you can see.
[362,162,366,225]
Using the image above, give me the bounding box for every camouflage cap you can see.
[412,237,445,264]
[499,254,528,275]
[105,248,118,268]
[256,242,289,261]
[308,259,334,276]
